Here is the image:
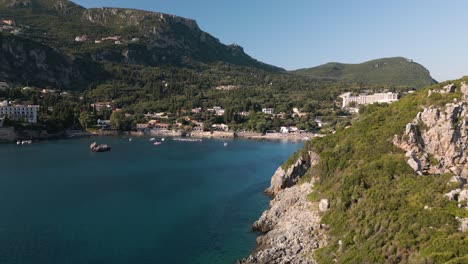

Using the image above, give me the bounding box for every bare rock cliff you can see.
[241,151,325,263]
[393,83,468,178]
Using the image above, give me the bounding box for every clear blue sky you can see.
[74,0,468,81]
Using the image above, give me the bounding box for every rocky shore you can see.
[240,152,326,263]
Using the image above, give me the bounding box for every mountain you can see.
[242,79,468,263]
[292,57,437,88]
[0,0,282,88]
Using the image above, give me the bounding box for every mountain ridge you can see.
[292,57,437,88]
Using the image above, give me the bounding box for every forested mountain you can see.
[293,57,437,89]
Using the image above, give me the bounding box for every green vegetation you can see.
[293,57,437,89]
[295,81,468,263]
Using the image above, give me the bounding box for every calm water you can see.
[0,137,302,264]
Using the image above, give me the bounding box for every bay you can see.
[0,137,302,264]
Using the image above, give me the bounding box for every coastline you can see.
[240,151,326,263]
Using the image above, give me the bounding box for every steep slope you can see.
[293,57,437,89]
[0,34,105,88]
[0,0,282,71]
[243,79,468,263]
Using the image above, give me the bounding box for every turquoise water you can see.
[0,137,302,264]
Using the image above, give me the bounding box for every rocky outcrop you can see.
[265,151,319,196]
[394,82,468,232]
[240,182,326,264]
[393,82,468,178]
[241,151,326,263]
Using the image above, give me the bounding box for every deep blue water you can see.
[0,137,302,264]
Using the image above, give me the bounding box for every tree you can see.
[79,111,93,130]
[109,111,125,130]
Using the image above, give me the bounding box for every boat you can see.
[224,142,228,147]
[149,138,156,141]
[90,142,111,152]
[16,141,20,145]
[129,138,133,142]
[154,142,162,146]
[161,138,165,142]
[21,140,32,145]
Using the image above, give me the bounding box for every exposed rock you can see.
[318,199,329,212]
[240,182,326,264]
[394,83,467,177]
[265,151,319,196]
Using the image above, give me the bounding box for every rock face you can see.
[265,151,320,196]
[395,82,468,232]
[393,82,468,178]
[241,152,326,263]
[240,182,326,264]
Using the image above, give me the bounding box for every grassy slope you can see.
[293,57,437,89]
[291,78,467,263]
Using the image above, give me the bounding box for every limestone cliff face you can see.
[393,83,468,178]
[393,82,468,232]
[241,151,325,263]
[241,182,326,264]
[265,151,320,196]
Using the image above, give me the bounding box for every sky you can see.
[74,0,468,81]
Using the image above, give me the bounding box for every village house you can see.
[74,35,88,42]
[280,126,289,134]
[339,92,399,108]
[153,123,170,131]
[0,20,15,26]
[314,117,326,128]
[0,100,39,123]
[192,126,204,132]
[148,120,158,126]
[191,107,202,113]
[91,102,112,112]
[239,111,250,116]
[212,123,229,131]
[96,119,111,129]
[292,108,307,117]
[262,108,274,115]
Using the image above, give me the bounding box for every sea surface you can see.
[0,137,302,264]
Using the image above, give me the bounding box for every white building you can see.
[212,123,229,131]
[339,92,399,108]
[280,126,289,133]
[0,101,39,123]
[262,108,274,115]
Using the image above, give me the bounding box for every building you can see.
[191,107,202,113]
[262,108,274,115]
[339,92,399,108]
[0,101,39,123]
[96,119,111,129]
[74,35,88,42]
[212,123,229,131]
[153,123,170,131]
[280,126,289,134]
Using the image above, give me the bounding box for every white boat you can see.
[154,142,162,146]
[161,138,165,142]
[149,138,156,142]
[16,141,21,145]
[129,138,133,142]
[224,142,228,147]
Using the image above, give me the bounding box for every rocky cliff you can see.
[394,82,468,232]
[241,151,326,263]
[393,82,467,178]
